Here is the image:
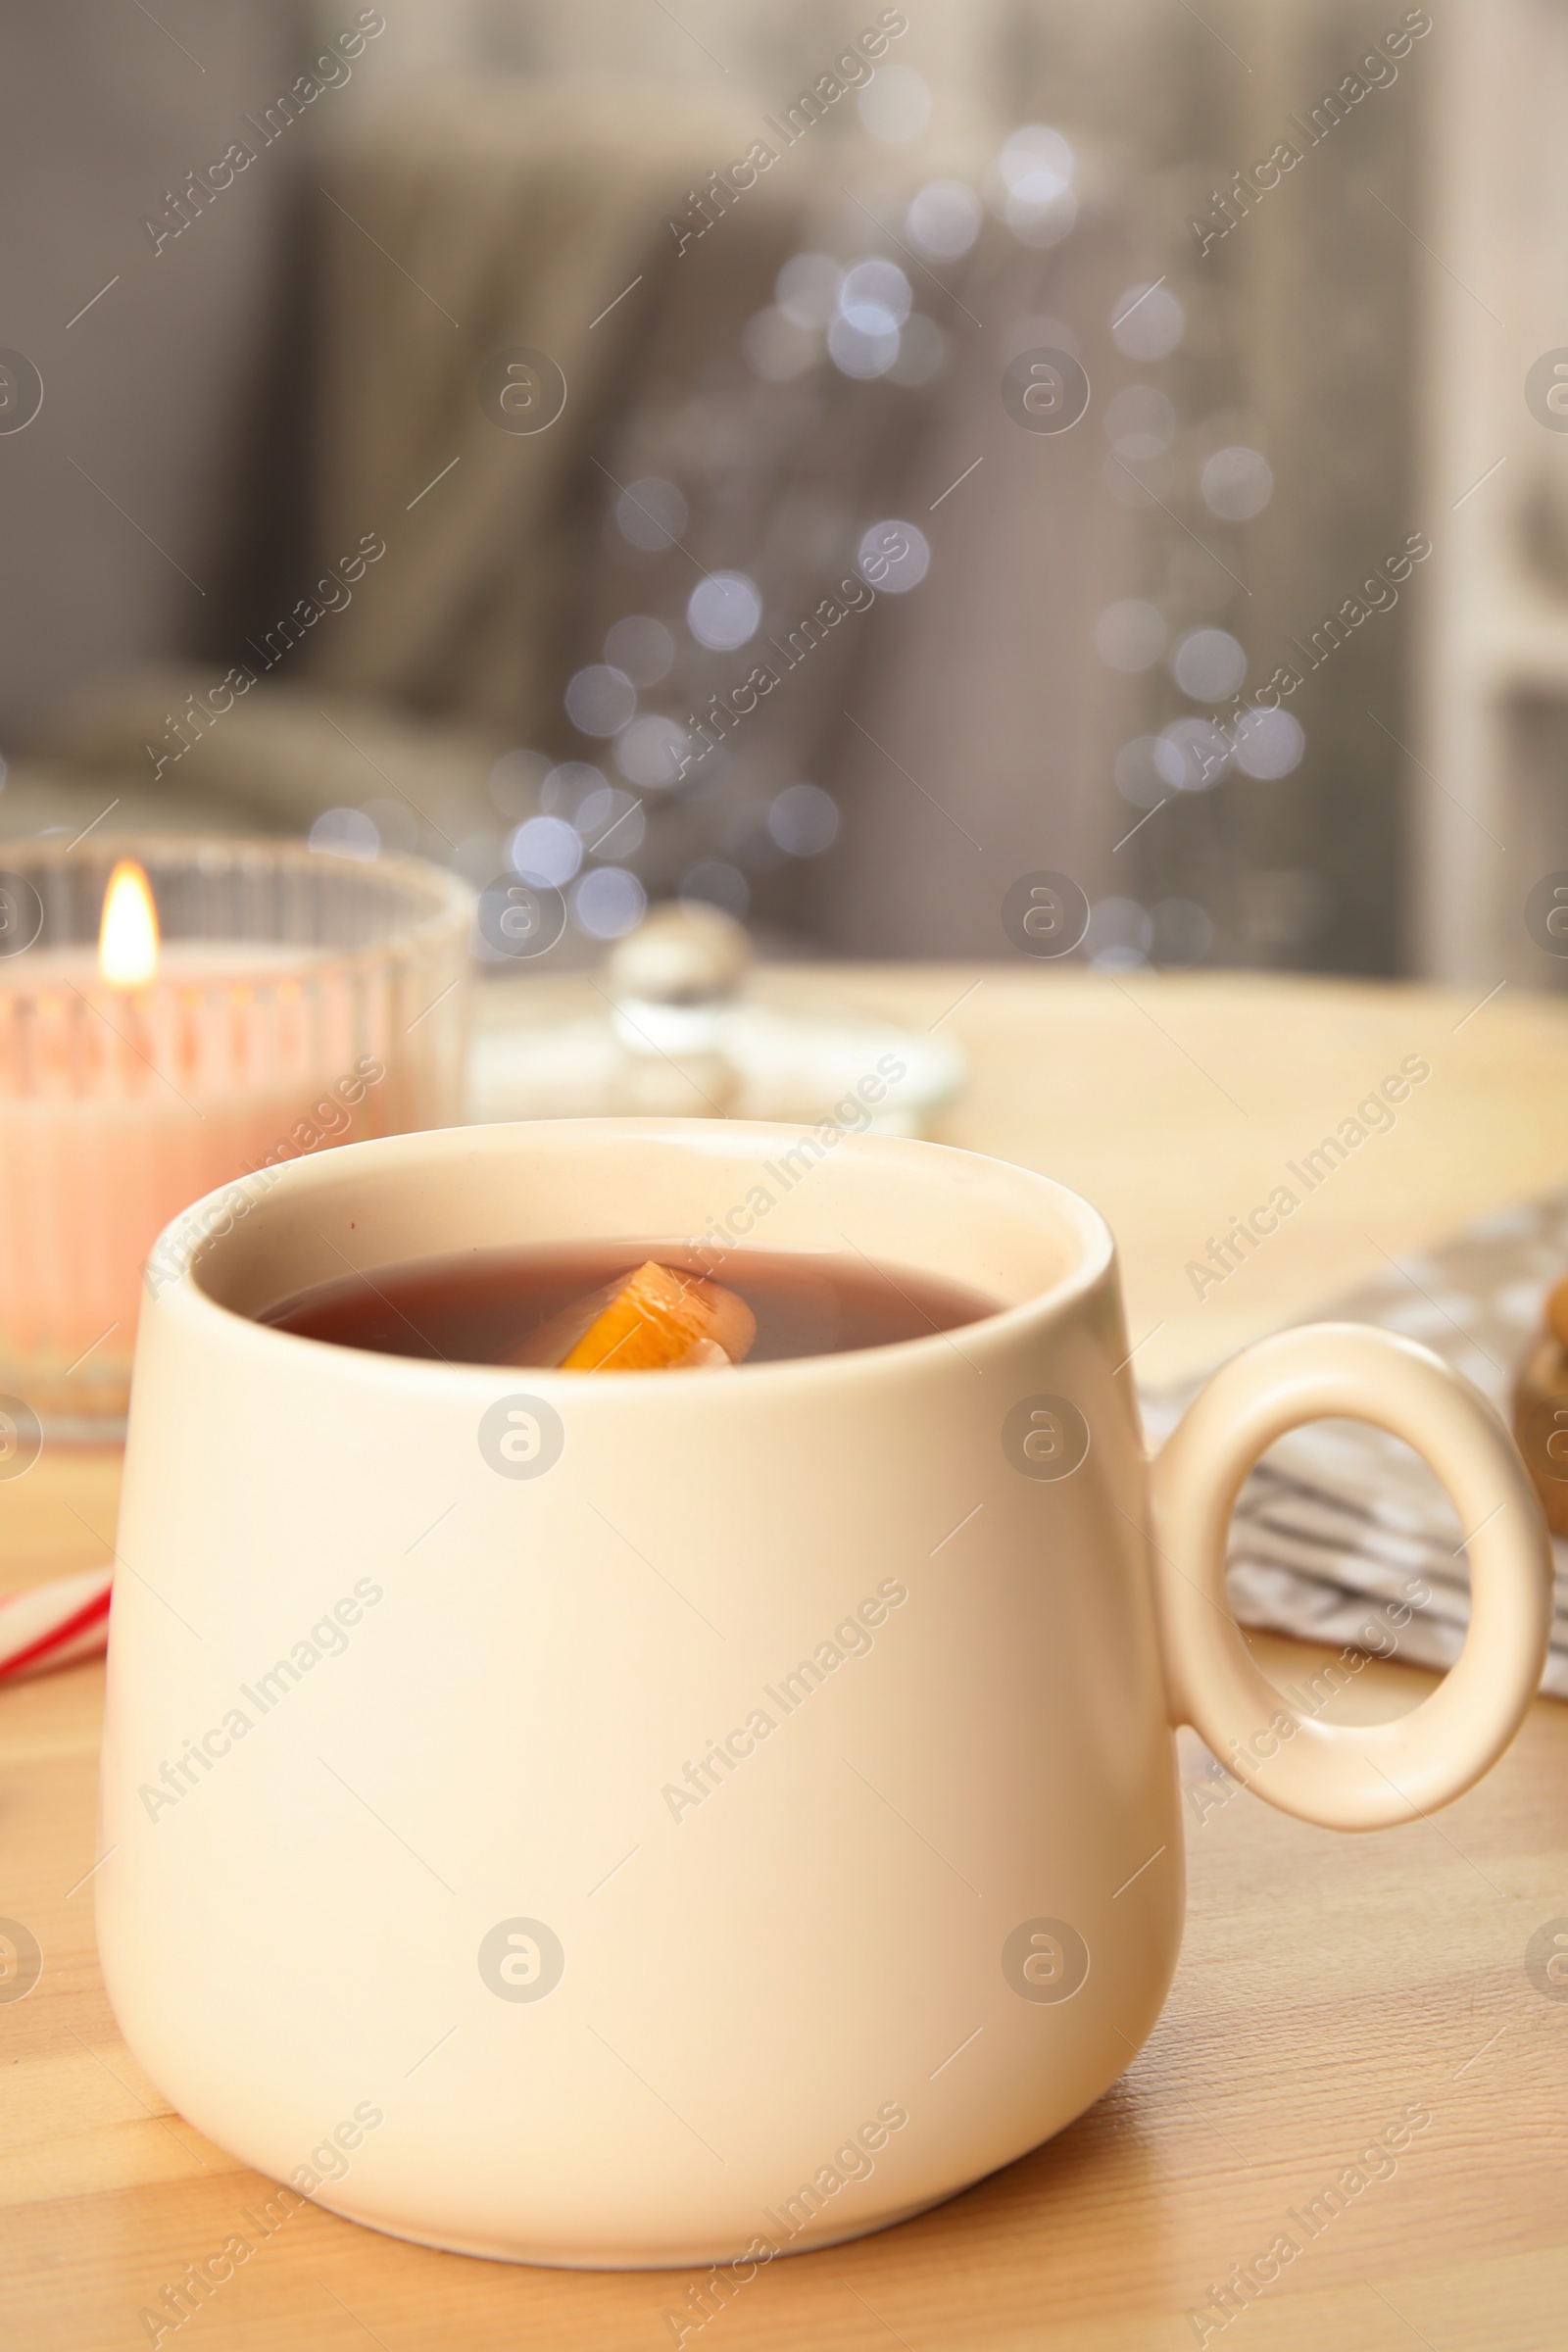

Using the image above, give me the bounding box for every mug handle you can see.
[1147,1322,1553,1830]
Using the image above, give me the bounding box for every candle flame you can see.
[98,858,161,989]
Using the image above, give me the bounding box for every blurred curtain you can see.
[36,74,1145,952]
[0,0,308,738]
[27,0,1422,976]
[308,0,1424,970]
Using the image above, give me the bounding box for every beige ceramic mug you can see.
[96,1120,1551,2268]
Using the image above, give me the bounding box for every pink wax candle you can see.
[0,839,473,1436]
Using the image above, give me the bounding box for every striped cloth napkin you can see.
[1142,1189,1568,1700]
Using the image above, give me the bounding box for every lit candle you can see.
[0,839,473,1435]
[100,858,161,990]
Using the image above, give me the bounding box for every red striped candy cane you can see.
[0,1568,112,1682]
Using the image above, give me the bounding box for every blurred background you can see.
[1,0,1562,986]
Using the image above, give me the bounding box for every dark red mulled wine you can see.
[263,1243,998,1366]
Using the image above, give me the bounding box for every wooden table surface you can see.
[4,968,1568,2352]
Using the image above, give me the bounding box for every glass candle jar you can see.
[0,837,473,1437]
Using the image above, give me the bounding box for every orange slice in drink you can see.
[505,1260,756,1372]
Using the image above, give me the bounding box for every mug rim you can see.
[147,1117,1116,1390]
